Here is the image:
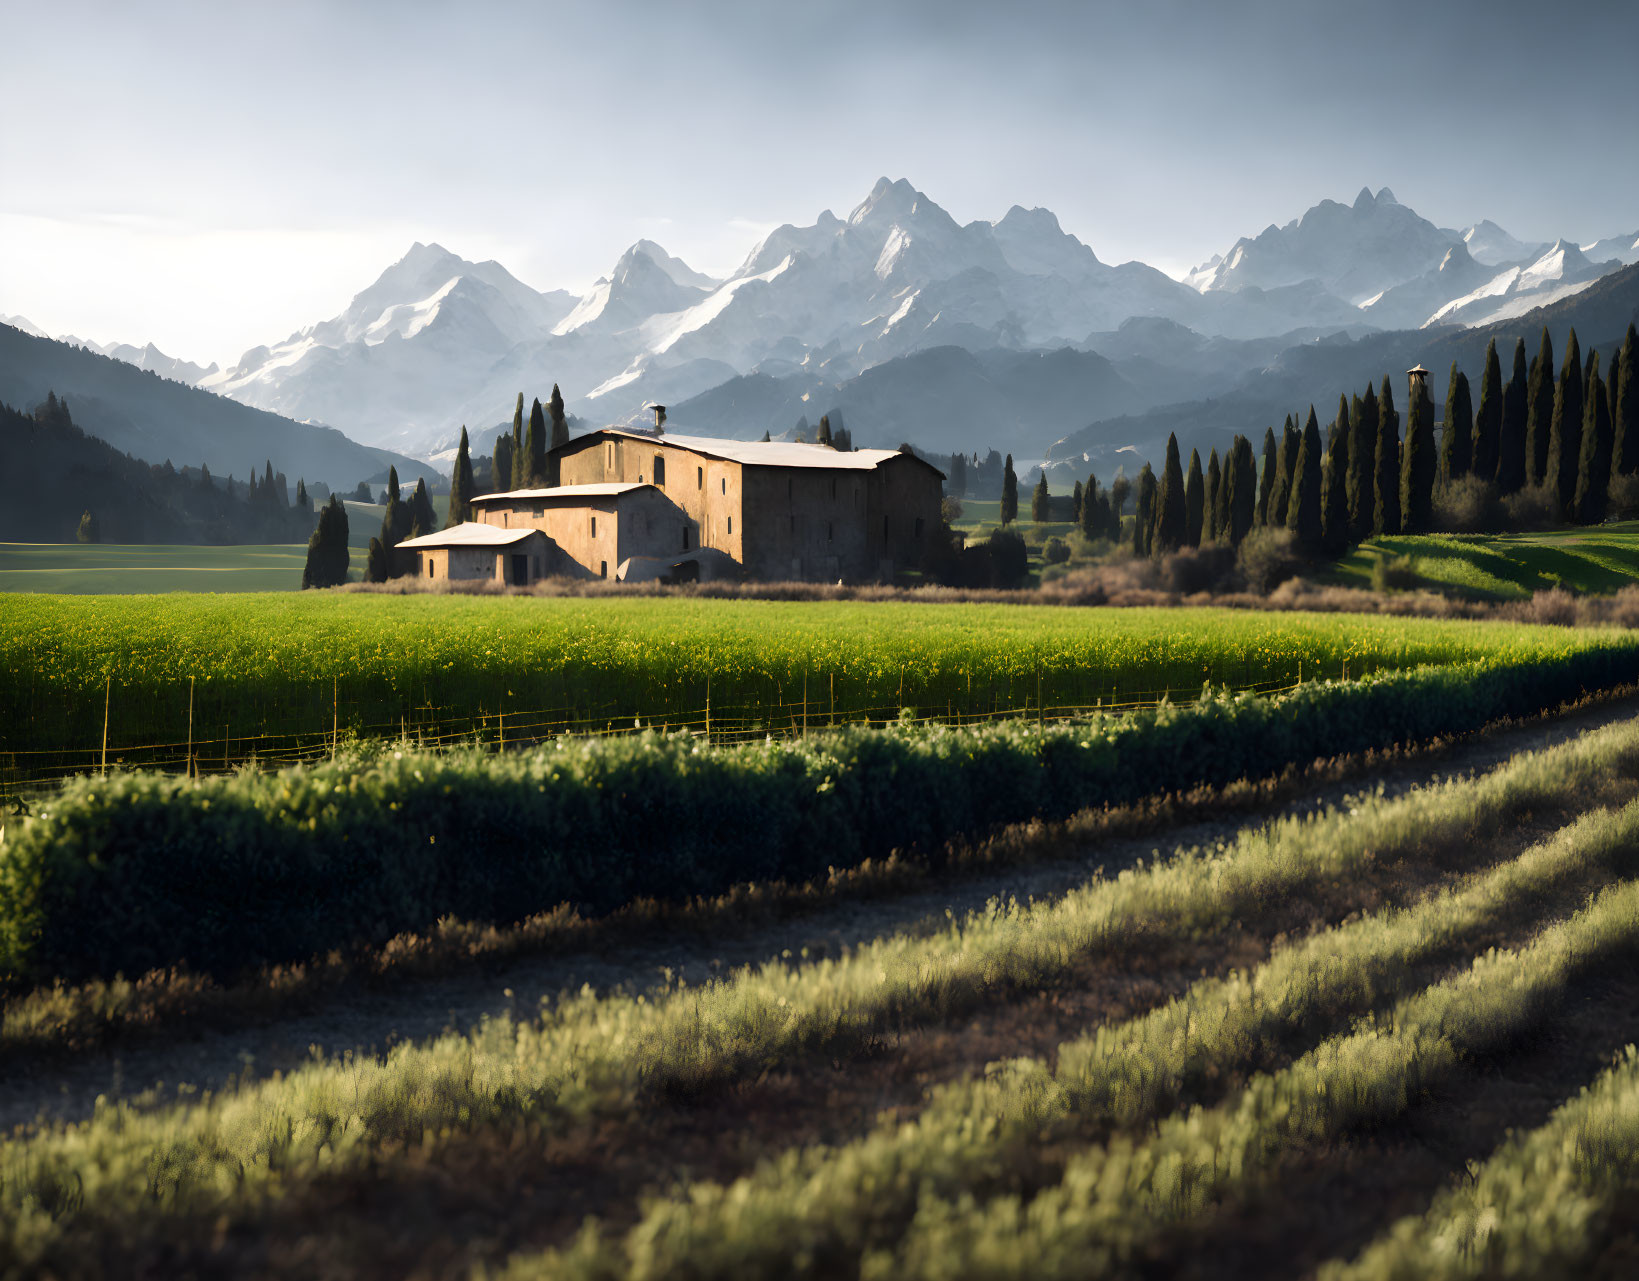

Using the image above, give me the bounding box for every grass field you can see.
[7,709,1639,1277]
[3,594,1628,783]
[1331,521,1639,599]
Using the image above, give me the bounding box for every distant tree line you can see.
[1116,321,1637,560]
[3,392,318,545]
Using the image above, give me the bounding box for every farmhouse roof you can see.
[395,524,544,549]
[582,428,943,476]
[469,483,655,504]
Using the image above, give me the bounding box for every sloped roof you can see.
[584,429,936,473]
[470,482,654,504]
[396,523,543,550]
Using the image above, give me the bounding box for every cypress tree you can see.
[493,433,515,496]
[1156,433,1187,551]
[303,496,350,589]
[448,426,474,526]
[1269,417,1300,528]
[1071,480,1083,524]
[380,466,412,552]
[1472,339,1503,483]
[1184,449,1204,548]
[1375,376,1402,536]
[1209,444,1231,540]
[1256,427,1277,526]
[1000,455,1018,525]
[200,462,213,491]
[1108,475,1131,539]
[1525,327,1555,487]
[1346,388,1377,540]
[1079,473,1101,541]
[1225,435,1257,546]
[77,510,100,544]
[1133,463,1157,555]
[1547,328,1585,520]
[1320,423,1351,556]
[1401,372,1437,533]
[1031,471,1050,523]
[1286,410,1324,552]
[1205,449,1222,540]
[1575,351,1614,525]
[365,536,391,583]
[525,397,547,486]
[1615,324,1639,476]
[409,478,437,538]
[549,385,569,449]
[816,414,833,447]
[1498,338,1529,493]
[1437,363,1473,487]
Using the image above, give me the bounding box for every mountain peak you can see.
[1353,186,1376,210]
[849,176,926,226]
[995,205,1065,235]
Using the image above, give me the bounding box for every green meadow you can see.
[1332,522,1639,600]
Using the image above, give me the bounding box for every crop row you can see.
[503,797,1639,1280]
[3,594,1630,760]
[2,718,1636,1272]
[1319,1045,1639,1280]
[6,649,1639,986]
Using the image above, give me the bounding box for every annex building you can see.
[397,428,944,585]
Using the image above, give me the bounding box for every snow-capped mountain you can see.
[1582,230,1639,266]
[192,180,1639,458]
[1424,239,1622,329]
[1,314,46,338]
[1459,220,1547,267]
[1185,187,1458,303]
[10,319,220,385]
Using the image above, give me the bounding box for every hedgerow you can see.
[3,648,1637,986]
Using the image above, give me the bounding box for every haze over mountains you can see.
[11,180,1637,466]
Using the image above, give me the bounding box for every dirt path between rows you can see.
[8,692,1639,1134]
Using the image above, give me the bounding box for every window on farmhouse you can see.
[727,516,733,536]
[697,466,703,489]
[682,527,690,551]
[654,455,666,486]
[532,504,544,517]
[721,477,727,495]
[600,560,607,578]
[605,442,615,470]
[591,515,597,538]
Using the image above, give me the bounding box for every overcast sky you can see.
[4,0,1636,367]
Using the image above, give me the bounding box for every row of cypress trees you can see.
[1120,321,1637,559]
[442,386,571,531]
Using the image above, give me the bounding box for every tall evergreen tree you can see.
[1575,351,1614,525]
[1209,443,1232,540]
[1225,435,1258,547]
[509,393,526,488]
[1079,473,1101,541]
[1205,449,1222,540]
[547,383,569,484]
[1031,471,1050,523]
[1497,338,1530,493]
[1256,426,1277,526]
[1133,463,1157,555]
[295,478,310,513]
[1000,455,1018,525]
[1472,339,1503,482]
[1269,417,1300,528]
[199,462,212,491]
[1615,324,1639,477]
[379,465,412,553]
[448,426,475,527]
[1546,328,1585,519]
[525,397,548,486]
[1320,422,1351,556]
[949,452,969,497]
[493,433,515,497]
[1286,410,1324,552]
[1525,327,1556,487]
[1438,363,1473,486]
[1071,479,1083,524]
[365,536,391,583]
[1375,376,1402,535]
[1184,448,1204,548]
[409,478,437,539]
[303,496,350,589]
[816,414,833,447]
[1401,372,1437,532]
[1347,386,1378,540]
[1156,433,1187,551]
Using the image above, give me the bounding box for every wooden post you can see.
[499,707,505,751]
[705,674,711,744]
[802,671,808,738]
[331,676,338,761]
[101,674,110,776]
[830,672,835,727]
[187,676,195,779]
[1037,660,1044,729]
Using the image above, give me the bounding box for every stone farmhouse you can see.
[397,428,945,585]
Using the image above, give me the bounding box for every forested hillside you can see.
[0,396,319,544]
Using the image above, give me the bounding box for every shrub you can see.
[1372,554,1422,593]
[1433,476,1509,534]
[1501,484,1558,532]
[1043,537,1071,565]
[1237,528,1302,594]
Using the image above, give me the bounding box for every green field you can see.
[0,504,384,594]
[1331,522,1639,599]
[4,593,1632,782]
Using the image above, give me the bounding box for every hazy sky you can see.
[4,0,1636,367]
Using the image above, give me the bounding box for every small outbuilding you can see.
[394,522,554,585]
